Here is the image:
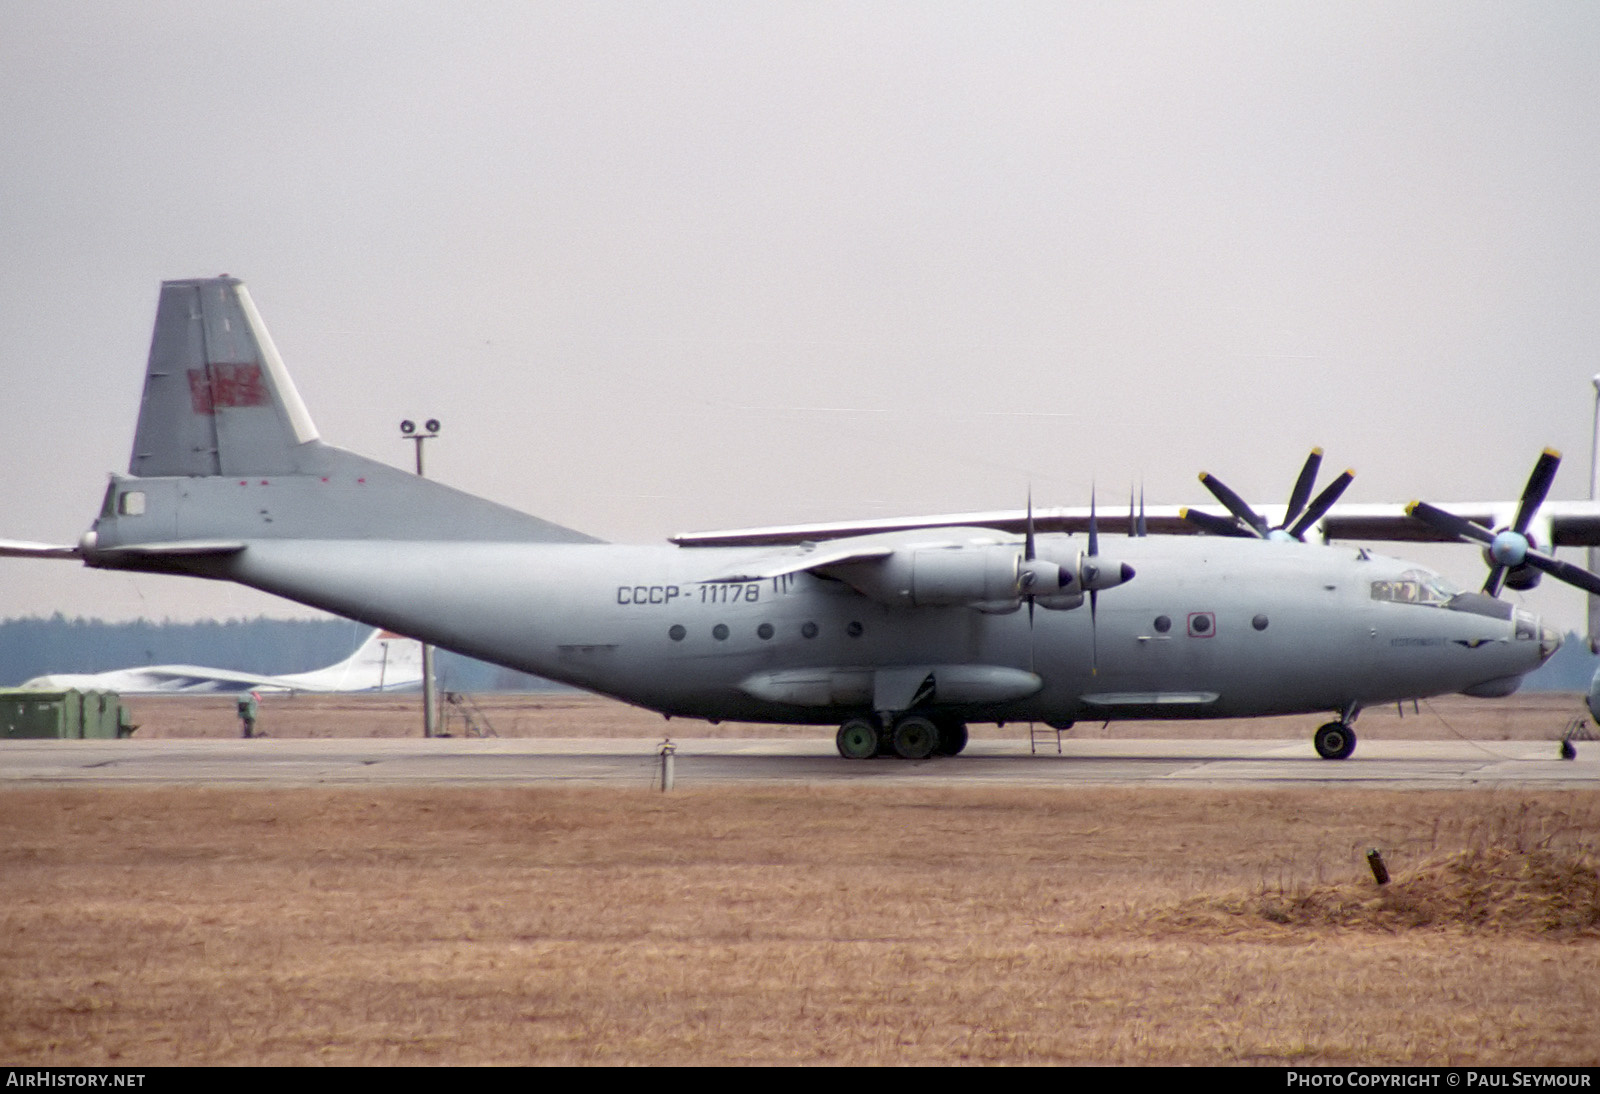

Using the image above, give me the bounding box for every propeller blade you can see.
[1024,487,1036,562]
[1023,488,1038,647]
[1405,501,1496,546]
[1088,586,1098,674]
[1087,487,1098,559]
[1483,562,1508,598]
[1283,448,1324,528]
[1198,472,1268,537]
[1181,508,1254,537]
[1287,469,1355,540]
[1088,488,1099,672]
[1523,549,1600,597]
[1137,485,1147,538]
[1512,448,1560,536]
[1128,486,1137,538]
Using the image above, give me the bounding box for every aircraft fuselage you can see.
[95,531,1554,728]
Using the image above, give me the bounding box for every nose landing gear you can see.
[1314,720,1357,760]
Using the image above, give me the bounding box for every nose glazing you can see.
[1540,623,1563,663]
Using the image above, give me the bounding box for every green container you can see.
[0,689,128,739]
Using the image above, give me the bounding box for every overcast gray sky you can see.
[2,1,1598,629]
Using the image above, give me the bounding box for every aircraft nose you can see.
[1540,624,1563,664]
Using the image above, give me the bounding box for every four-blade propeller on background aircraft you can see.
[1182,448,1354,542]
[1407,449,1600,598]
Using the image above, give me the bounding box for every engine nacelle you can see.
[831,543,1022,608]
[824,539,1134,611]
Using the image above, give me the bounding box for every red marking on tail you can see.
[188,364,267,413]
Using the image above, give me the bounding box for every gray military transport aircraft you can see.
[5,277,1600,761]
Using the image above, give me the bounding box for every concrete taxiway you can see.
[1,737,1596,789]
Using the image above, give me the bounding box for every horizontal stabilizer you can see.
[0,539,80,560]
[88,540,246,559]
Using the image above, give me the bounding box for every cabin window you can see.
[668,625,686,642]
[846,621,864,638]
[712,624,729,641]
[1252,614,1269,631]
[801,622,819,639]
[1153,615,1172,633]
[757,623,774,640]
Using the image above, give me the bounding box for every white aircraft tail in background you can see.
[21,629,424,695]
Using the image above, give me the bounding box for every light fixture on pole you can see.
[400,418,441,738]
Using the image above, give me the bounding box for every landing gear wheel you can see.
[1314,721,1357,760]
[933,718,968,756]
[836,718,879,760]
[891,715,939,760]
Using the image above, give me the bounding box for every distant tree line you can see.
[0,615,566,693]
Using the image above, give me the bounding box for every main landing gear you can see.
[836,714,968,760]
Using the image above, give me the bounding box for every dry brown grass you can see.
[2,786,1598,1065]
[1166,801,1600,940]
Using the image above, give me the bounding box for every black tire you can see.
[892,715,939,760]
[836,719,879,760]
[934,718,969,756]
[1314,721,1357,760]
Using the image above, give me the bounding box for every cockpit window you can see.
[1370,569,1460,607]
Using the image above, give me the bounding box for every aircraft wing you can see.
[697,540,898,583]
[674,509,1191,548]
[1321,501,1600,547]
[121,665,299,693]
[22,665,300,694]
[674,500,1600,548]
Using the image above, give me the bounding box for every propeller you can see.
[1023,488,1038,631]
[1087,487,1100,670]
[1182,448,1354,542]
[1407,449,1600,597]
[1078,487,1140,672]
[1015,485,1136,674]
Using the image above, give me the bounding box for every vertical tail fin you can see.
[91,276,599,550]
[130,278,320,477]
[278,630,425,692]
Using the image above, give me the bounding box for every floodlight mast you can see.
[399,418,442,736]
